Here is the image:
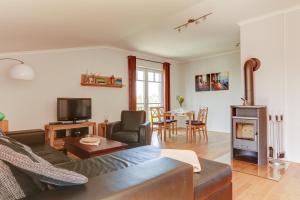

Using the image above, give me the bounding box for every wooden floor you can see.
[153,129,300,200]
[153,129,230,160]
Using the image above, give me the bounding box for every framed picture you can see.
[210,72,229,91]
[114,78,122,86]
[95,77,107,85]
[195,74,211,92]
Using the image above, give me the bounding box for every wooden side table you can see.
[0,120,9,133]
[98,122,108,137]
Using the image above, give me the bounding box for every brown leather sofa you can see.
[106,110,152,148]
[6,129,232,200]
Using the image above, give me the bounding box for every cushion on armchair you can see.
[121,111,146,131]
[111,131,139,143]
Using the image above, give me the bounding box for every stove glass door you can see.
[236,122,256,141]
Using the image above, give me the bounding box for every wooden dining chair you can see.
[186,107,208,140]
[185,111,195,141]
[150,107,177,141]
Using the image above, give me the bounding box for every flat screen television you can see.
[57,98,92,122]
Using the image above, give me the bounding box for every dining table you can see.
[164,109,195,142]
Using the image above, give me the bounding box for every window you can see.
[136,67,163,118]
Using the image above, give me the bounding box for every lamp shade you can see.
[9,64,34,80]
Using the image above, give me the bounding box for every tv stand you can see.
[70,120,86,124]
[45,121,97,148]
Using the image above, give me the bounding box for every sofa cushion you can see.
[59,146,161,177]
[6,129,45,146]
[0,159,48,200]
[28,158,194,200]
[31,145,71,165]
[110,146,232,199]
[0,160,28,200]
[58,154,134,177]
[121,111,145,131]
[112,131,139,143]
[0,135,88,199]
[194,158,232,199]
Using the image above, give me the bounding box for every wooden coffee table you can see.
[64,136,128,159]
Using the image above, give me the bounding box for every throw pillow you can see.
[0,135,88,200]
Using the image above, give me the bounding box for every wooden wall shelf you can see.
[81,74,124,88]
[81,83,124,88]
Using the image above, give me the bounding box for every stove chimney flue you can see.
[244,58,261,106]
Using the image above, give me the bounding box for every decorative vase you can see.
[0,112,5,121]
[178,106,184,113]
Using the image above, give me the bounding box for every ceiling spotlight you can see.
[188,19,196,23]
[174,12,212,32]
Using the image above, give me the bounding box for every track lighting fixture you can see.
[174,13,212,32]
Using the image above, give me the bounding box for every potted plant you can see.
[0,112,5,121]
[176,96,185,112]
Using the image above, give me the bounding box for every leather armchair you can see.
[106,110,152,148]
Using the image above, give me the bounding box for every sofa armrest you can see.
[139,121,152,145]
[6,129,45,146]
[27,158,194,200]
[106,121,122,139]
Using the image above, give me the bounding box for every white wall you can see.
[0,47,182,131]
[285,9,300,163]
[181,52,242,133]
[240,8,300,162]
[240,14,285,113]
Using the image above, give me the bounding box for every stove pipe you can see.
[244,58,261,106]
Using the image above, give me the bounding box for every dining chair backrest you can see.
[197,107,208,124]
[150,107,164,123]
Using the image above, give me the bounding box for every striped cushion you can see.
[0,135,88,200]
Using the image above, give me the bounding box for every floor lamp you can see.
[0,58,34,80]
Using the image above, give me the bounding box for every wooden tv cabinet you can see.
[45,121,97,148]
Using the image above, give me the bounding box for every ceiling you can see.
[0,0,299,61]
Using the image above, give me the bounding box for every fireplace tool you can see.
[278,115,285,159]
[268,115,274,159]
[269,114,286,165]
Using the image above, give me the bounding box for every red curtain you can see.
[128,56,137,111]
[163,62,171,112]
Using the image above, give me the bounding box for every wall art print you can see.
[195,72,229,92]
[195,74,211,92]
